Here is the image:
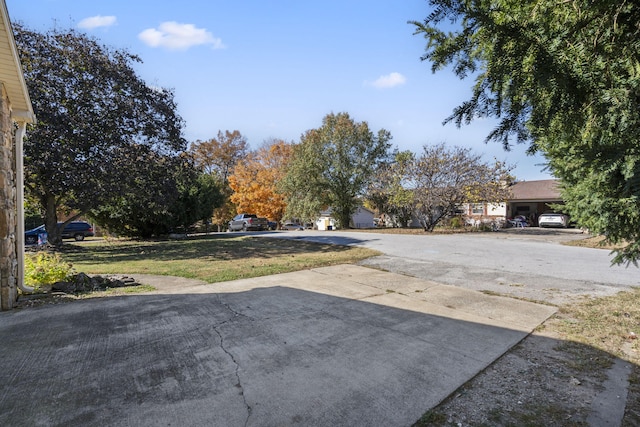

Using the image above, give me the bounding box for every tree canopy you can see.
[15,25,189,243]
[91,153,222,238]
[190,130,249,182]
[280,112,391,228]
[369,145,512,230]
[189,130,249,230]
[412,144,512,231]
[411,1,640,264]
[229,139,293,223]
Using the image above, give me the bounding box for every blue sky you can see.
[6,0,551,181]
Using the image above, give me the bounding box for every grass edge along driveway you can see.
[59,234,381,284]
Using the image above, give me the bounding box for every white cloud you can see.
[77,15,117,30]
[367,72,407,89]
[138,22,225,51]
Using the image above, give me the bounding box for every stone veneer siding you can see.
[0,83,17,310]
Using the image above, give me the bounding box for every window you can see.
[472,203,484,215]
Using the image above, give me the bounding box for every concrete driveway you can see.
[0,265,555,426]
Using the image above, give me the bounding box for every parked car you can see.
[227,213,269,232]
[267,221,278,231]
[25,221,95,244]
[60,221,95,240]
[282,222,304,231]
[538,213,569,228]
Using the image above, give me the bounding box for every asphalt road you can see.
[261,228,640,305]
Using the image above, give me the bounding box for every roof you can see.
[356,206,375,215]
[509,179,562,201]
[0,0,35,123]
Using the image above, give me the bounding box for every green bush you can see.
[449,216,464,229]
[24,252,75,291]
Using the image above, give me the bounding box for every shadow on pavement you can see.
[1,284,545,426]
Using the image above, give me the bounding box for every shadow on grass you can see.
[57,233,372,264]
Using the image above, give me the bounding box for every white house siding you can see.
[464,202,507,218]
[350,207,375,229]
[315,206,374,230]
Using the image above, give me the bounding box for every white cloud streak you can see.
[368,72,407,89]
[138,22,225,51]
[77,15,117,30]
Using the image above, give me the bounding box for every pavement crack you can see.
[213,297,253,426]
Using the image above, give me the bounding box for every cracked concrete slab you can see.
[0,265,556,426]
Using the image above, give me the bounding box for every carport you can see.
[507,179,564,226]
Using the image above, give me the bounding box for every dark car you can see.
[25,221,95,244]
[24,225,46,245]
[60,221,95,240]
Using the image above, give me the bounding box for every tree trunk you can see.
[43,193,62,246]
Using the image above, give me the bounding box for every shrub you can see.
[449,216,465,229]
[24,252,75,291]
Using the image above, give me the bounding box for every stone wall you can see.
[0,83,17,310]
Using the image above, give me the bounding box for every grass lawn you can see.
[58,234,380,283]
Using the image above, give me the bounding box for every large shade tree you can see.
[189,130,248,230]
[411,1,640,264]
[91,151,222,237]
[281,112,391,228]
[15,25,187,244]
[228,139,293,224]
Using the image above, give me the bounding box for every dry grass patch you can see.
[563,234,628,251]
[551,288,640,364]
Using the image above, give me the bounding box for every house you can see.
[461,179,563,226]
[0,0,36,310]
[350,206,375,228]
[507,179,564,222]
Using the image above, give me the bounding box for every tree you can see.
[281,112,392,228]
[228,139,293,224]
[189,130,249,230]
[91,153,222,237]
[15,25,186,245]
[410,144,512,231]
[190,130,248,182]
[367,150,416,227]
[411,1,640,263]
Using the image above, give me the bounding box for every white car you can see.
[538,213,569,228]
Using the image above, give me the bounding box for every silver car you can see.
[538,213,569,228]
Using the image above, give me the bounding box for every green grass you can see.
[59,234,380,284]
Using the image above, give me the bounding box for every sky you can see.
[6,0,552,181]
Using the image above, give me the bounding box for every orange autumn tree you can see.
[229,139,293,225]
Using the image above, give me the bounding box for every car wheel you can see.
[242,224,247,232]
[25,235,37,245]
[74,234,85,241]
